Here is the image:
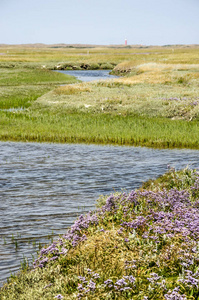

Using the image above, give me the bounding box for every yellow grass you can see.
[114,62,199,84]
[53,83,92,95]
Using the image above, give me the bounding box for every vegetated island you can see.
[1,167,199,299]
[0,44,199,148]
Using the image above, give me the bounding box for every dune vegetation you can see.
[1,167,199,299]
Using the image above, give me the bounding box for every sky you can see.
[0,0,198,46]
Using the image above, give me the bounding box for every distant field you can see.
[0,45,199,148]
[0,44,199,69]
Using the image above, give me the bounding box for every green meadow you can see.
[0,44,199,148]
[0,68,78,109]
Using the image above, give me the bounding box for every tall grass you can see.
[0,46,199,148]
[1,111,199,148]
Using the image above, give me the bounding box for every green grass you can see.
[0,46,199,148]
[1,111,199,148]
[0,68,76,86]
[0,68,78,109]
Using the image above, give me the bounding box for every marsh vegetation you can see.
[1,45,199,298]
[0,45,199,148]
[1,168,199,299]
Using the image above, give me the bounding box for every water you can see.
[56,69,118,82]
[0,107,26,112]
[0,141,199,285]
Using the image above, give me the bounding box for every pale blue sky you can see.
[0,0,198,45]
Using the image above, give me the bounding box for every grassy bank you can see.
[0,45,199,148]
[0,68,78,109]
[1,168,199,299]
[0,61,199,148]
[1,111,199,148]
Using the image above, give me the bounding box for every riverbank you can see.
[1,142,198,288]
[1,112,199,149]
[1,167,199,299]
[1,64,199,148]
[0,45,199,149]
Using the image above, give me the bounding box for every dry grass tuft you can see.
[54,83,92,95]
[136,62,199,72]
[114,62,199,85]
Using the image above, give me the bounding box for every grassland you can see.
[0,44,199,69]
[0,44,199,148]
[1,167,199,299]
[0,68,78,109]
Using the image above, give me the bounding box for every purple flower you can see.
[49,256,58,261]
[87,268,92,274]
[77,284,85,292]
[120,287,132,291]
[124,238,129,242]
[87,280,96,291]
[92,273,100,279]
[44,283,52,289]
[104,279,113,286]
[117,227,124,234]
[147,273,161,283]
[178,270,199,287]
[164,288,187,300]
[123,275,136,284]
[54,295,63,299]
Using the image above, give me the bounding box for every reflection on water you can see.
[0,141,199,285]
[56,69,118,82]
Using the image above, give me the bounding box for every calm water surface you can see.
[56,69,117,82]
[0,141,199,285]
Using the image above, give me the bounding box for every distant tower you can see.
[125,39,127,46]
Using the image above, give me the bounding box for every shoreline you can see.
[1,167,199,299]
[1,112,199,150]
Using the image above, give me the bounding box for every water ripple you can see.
[0,141,199,285]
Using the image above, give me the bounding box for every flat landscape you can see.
[0,44,199,148]
[1,45,199,300]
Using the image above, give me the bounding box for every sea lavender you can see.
[54,295,63,299]
[164,287,187,300]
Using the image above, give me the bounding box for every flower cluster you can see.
[33,211,98,268]
[178,270,199,288]
[32,168,199,299]
[33,242,68,268]
[77,269,100,299]
[63,212,98,247]
[164,287,187,300]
